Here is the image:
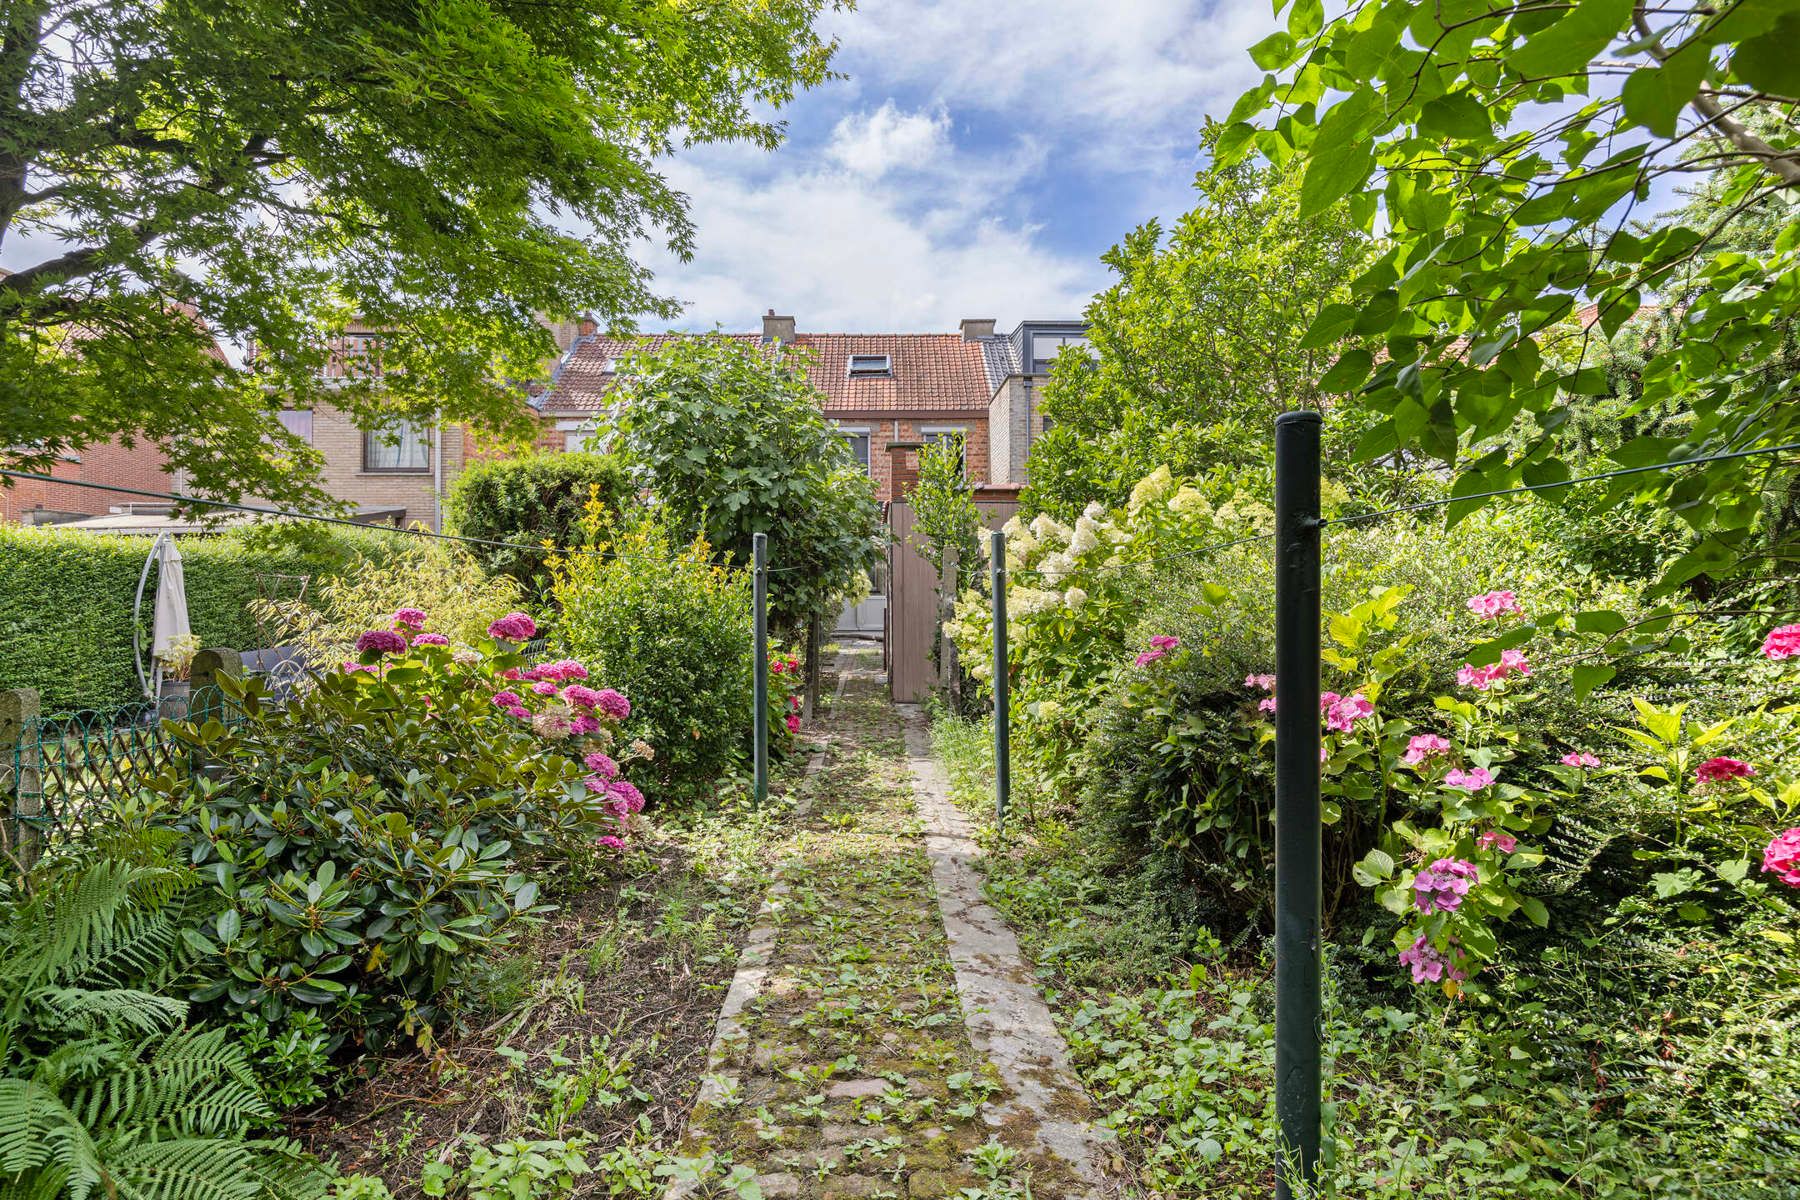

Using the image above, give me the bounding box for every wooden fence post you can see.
[1,688,42,872]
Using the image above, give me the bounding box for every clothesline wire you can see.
[0,469,817,573]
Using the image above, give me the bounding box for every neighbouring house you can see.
[533,311,1090,503]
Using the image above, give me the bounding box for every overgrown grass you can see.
[931,709,1798,1200]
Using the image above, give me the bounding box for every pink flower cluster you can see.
[1413,858,1478,913]
[770,655,801,674]
[1401,734,1452,766]
[1560,751,1599,769]
[1762,624,1800,660]
[1399,935,1468,984]
[1321,692,1373,733]
[1457,649,1531,690]
[1476,829,1517,854]
[1467,590,1522,619]
[1763,828,1800,887]
[355,629,408,656]
[1134,635,1181,667]
[488,611,538,642]
[412,632,450,646]
[1444,766,1493,791]
[1695,756,1755,785]
[392,607,429,630]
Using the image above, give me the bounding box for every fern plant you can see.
[0,859,331,1200]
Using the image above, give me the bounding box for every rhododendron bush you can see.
[130,606,653,1051]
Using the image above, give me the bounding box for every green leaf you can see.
[1520,897,1550,928]
[1574,609,1627,636]
[1621,50,1709,137]
[1249,30,1298,70]
[1571,663,1616,702]
[1299,137,1375,219]
[1730,16,1800,98]
[1319,348,1374,393]
[1508,0,1631,78]
[1418,93,1492,139]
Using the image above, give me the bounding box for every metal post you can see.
[990,530,1009,834]
[753,532,769,809]
[1273,410,1323,1200]
[1,688,42,872]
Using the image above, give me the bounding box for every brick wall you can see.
[307,403,466,529]
[835,416,988,503]
[1,439,174,524]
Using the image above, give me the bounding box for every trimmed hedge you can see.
[444,452,634,595]
[0,523,390,713]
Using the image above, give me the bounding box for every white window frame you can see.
[847,353,893,379]
[555,418,599,453]
[919,425,968,476]
[834,424,872,473]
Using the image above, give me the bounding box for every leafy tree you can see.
[910,434,981,590]
[1023,126,1368,518]
[604,336,885,635]
[445,452,634,593]
[1222,0,1800,593]
[0,0,843,509]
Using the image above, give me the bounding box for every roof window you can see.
[847,353,893,379]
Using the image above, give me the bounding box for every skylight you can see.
[847,353,892,379]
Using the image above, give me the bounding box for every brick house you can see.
[534,312,1089,503]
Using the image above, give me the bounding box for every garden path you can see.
[670,647,1114,1200]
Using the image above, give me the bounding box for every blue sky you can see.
[646,0,1282,333]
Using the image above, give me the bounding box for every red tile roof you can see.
[537,332,995,417]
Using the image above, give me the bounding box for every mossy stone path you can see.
[672,649,1110,1200]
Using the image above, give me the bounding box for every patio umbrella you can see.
[148,534,191,699]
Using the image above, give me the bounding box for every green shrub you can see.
[444,453,635,594]
[549,502,756,801]
[0,857,331,1200]
[0,522,392,712]
[135,624,652,1050]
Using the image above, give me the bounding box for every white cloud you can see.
[653,148,1100,332]
[826,102,952,177]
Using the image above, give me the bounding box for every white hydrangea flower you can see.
[1068,515,1101,557]
[1038,553,1071,585]
[1064,586,1088,610]
[1169,487,1209,517]
[1083,500,1107,521]
[1129,465,1175,511]
[1029,513,1071,546]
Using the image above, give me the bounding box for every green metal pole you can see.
[753,532,769,809]
[1273,411,1323,1200]
[990,529,1009,834]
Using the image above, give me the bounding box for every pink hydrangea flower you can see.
[501,667,524,681]
[1561,751,1599,768]
[1413,858,1478,913]
[1398,935,1468,984]
[543,658,588,681]
[1476,830,1518,854]
[1149,635,1180,650]
[355,629,408,656]
[1324,694,1374,733]
[491,691,523,708]
[1467,590,1522,619]
[1457,649,1531,691]
[562,684,602,710]
[392,607,428,630]
[531,680,557,696]
[1762,828,1800,887]
[1245,673,1276,691]
[1257,696,1278,715]
[487,611,538,642]
[1445,766,1494,791]
[771,659,789,675]
[786,713,801,733]
[596,835,625,850]
[411,632,449,646]
[1695,757,1755,784]
[341,661,376,674]
[593,689,630,720]
[607,779,645,814]
[505,704,530,719]
[570,715,600,735]
[1135,649,1165,667]
[1402,734,1452,765]
[584,752,619,779]
[1761,624,1800,660]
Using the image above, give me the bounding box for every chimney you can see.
[960,317,997,341]
[762,309,796,344]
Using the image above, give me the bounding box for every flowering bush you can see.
[146,607,650,1050]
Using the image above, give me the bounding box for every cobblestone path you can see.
[672,649,1110,1200]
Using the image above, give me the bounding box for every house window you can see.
[921,427,966,475]
[364,420,433,472]
[276,409,313,443]
[847,354,893,379]
[1029,333,1091,374]
[839,429,871,472]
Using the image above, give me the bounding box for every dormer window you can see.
[847,353,892,379]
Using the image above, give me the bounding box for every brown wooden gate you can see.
[885,494,1019,703]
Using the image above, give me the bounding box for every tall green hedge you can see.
[445,452,634,595]
[0,523,390,714]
